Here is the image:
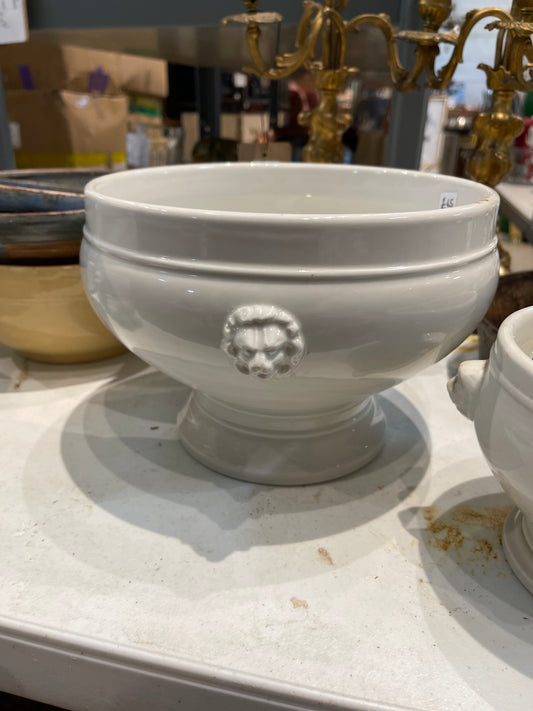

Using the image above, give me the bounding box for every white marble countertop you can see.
[0,343,532,711]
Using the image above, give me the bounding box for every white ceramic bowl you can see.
[82,162,499,485]
[448,306,533,595]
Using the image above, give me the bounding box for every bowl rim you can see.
[0,183,82,198]
[493,305,533,404]
[84,162,499,225]
[498,305,533,363]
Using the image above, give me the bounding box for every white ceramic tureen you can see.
[82,162,499,485]
[448,306,533,595]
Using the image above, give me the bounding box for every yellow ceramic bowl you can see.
[0,263,125,363]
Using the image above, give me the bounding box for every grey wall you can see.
[27,1,403,30]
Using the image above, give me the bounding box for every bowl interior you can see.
[87,163,496,216]
[512,313,533,361]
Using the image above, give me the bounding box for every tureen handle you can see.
[447,360,488,421]
[220,304,305,379]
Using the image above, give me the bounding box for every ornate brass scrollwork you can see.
[223,0,533,188]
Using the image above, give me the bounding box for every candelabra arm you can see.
[323,8,348,68]
[345,14,410,87]
[494,25,506,67]
[431,7,513,89]
[223,0,533,184]
[242,2,324,79]
[507,35,533,88]
[296,0,323,46]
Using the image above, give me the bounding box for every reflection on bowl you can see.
[0,263,125,364]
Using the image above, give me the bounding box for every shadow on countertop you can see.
[0,692,67,710]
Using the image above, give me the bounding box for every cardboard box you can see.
[6,90,128,169]
[117,53,168,99]
[0,41,168,97]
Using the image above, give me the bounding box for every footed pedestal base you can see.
[503,508,533,595]
[178,392,386,486]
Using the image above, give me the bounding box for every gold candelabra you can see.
[223,0,533,188]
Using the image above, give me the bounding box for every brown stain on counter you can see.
[318,547,334,566]
[423,504,512,561]
[424,507,464,552]
[472,538,498,561]
[291,597,309,610]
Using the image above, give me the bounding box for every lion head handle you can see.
[221,304,305,379]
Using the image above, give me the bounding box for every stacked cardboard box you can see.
[0,41,168,169]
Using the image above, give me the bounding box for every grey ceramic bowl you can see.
[0,210,85,261]
[0,169,110,263]
[0,168,108,193]
[0,180,84,213]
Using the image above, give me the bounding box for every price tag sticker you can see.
[0,0,28,45]
[439,192,458,209]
